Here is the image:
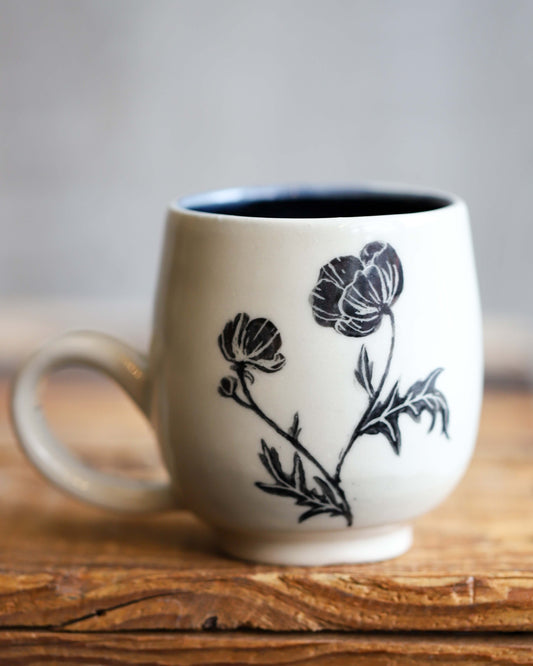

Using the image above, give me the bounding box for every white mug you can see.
[11,184,483,565]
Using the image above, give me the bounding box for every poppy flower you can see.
[218,313,286,373]
[310,241,403,337]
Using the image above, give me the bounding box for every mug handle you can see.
[10,330,179,511]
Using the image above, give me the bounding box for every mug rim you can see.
[170,182,463,223]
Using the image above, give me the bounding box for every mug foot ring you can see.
[217,524,413,566]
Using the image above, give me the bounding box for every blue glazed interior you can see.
[179,186,453,219]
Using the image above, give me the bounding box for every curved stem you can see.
[334,309,396,483]
[237,367,331,484]
[235,365,352,525]
[372,310,395,402]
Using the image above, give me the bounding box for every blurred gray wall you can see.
[1,0,532,319]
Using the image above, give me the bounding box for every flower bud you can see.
[218,312,286,373]
[218,375,238,397]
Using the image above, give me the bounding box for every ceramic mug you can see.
[11,184,483,565]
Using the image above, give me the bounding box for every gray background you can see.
[1,0,532,323]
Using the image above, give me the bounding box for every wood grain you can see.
[1,631,533,665]
[2,377,533,632]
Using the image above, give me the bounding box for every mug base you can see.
[217,524,413,566]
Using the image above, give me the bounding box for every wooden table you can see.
[1,374,533,664]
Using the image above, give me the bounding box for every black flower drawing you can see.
[217,242,449,526]
[310,242,403,337]
[219,313,286,373]
[217,314,351,524]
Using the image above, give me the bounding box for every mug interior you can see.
[179,186,453,219]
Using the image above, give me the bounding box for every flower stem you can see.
[234,365,353,526]
[334,309,396,483]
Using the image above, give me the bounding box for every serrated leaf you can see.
[403,368,449,436]
[361,368,450,454]
[256,441,345,523]
[355,345,374,396]
[364,381,403,454]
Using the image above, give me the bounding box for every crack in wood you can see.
[52,592,179,630]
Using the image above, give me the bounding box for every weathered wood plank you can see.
[3,566,533,632]
[2,379,533,632]
[1,630,533,665]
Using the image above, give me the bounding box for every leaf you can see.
[355,345,374,396]
[243,368,255,384]
[363,381,403,454]
[403,368,450,437]
[255,483,301,498]
[258,439,288,483]
[361,368,450,455]
[298,506,331,523]
[290,452,306,491]
[288,412,302,439]
[255,441,345,523]
[313,476,337,504]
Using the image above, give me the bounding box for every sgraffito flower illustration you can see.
[217,242,449,526]
[218,313,286,374]
[310,242,403,337]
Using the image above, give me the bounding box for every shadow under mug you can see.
[10,183,483,565]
